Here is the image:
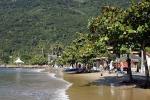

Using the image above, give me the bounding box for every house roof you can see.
[118,54,141,62]
[14,57,24,64]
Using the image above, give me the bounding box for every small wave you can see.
[47,73,72,88]
[15,89,70,100]
[0,68,72,100]
[0,68,45,73]
[52,89,70,100]
[47,73,56,78]
[47,72,72,100]
[31,69,45,72]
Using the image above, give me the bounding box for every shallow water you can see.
[0,68,70,100]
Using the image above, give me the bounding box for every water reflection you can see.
[110,83,115,96]
[0,68,70,100]
[16,71,21,83]
[65,72,150,100]
[97,85,150,100]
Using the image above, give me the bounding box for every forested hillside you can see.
[0,0,132,64]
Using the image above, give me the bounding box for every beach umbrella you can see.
[14,57,24,64]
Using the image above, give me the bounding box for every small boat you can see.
[91,66,100,72]
[63,67,79,74]
[64,67,80,74]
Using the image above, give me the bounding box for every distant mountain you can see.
[0,0,131,63]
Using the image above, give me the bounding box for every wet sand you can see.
[63,72,150,100]
[63,72,111,100]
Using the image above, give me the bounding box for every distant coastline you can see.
[0,64,49,68]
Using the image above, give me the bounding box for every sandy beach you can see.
[63,71,150,100]
[1,66,149,100]
[63,72,118,100]
[7,66,149,100]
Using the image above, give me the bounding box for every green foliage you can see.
[21,54,32,64]
[146,47,150,53]
[88,6,127,55]
[30,55,47,65]
[0,0,131,64]
[61,32,108,65]
[94,36,108,55]
[59,0,147,67]
[123,0,150,45]
[88,1,150,55]
[87,0,148,82]
[120,45,130,54]
[60,0,149,84]
[0,55,10,64]
[78,38,95,64]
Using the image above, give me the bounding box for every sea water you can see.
[0,68,71,100]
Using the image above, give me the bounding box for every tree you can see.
[88,6,134,81]
[31,55,47,65]
[60,32,107,67]
[123,0,150,87]
[62,46,78,67]
[78,38,95,66]
[88,6,124,55]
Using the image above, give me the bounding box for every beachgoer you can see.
[109,60,114,73]
[120,62,125,74]
[99,64,103,76]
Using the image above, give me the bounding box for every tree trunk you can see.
[136,64,139,72]
[141,50,144,73]
[127,53,133,82]
[75,62,78,68]
[71,63,74,67]
[142,45,149,87]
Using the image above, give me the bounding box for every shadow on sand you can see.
[84,74,150,89]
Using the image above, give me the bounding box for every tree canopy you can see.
[0,0,132,64]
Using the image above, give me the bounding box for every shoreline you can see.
[1,67,150,100]
[0,67,70,100]
[63,72,116,100]
[47,68,139,100]
[0,64,49,68]
[63,71,150,100]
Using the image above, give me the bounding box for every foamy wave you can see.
[0,69,71,100]
[19,68,45,72]
[0,68,46,73]
[47,72,72,100]
[14,89,70,100]
[47,73,72,87]
[52,89,70,100]
[47,73,56,78]
[33,69,45,72]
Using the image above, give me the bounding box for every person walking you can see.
[109,60,114,73]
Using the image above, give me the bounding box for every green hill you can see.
[0,0,132,63]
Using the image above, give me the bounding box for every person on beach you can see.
[120,62,124,73]
[109,60,114,73]
[116,62,125,77]
[99,64,104,76]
